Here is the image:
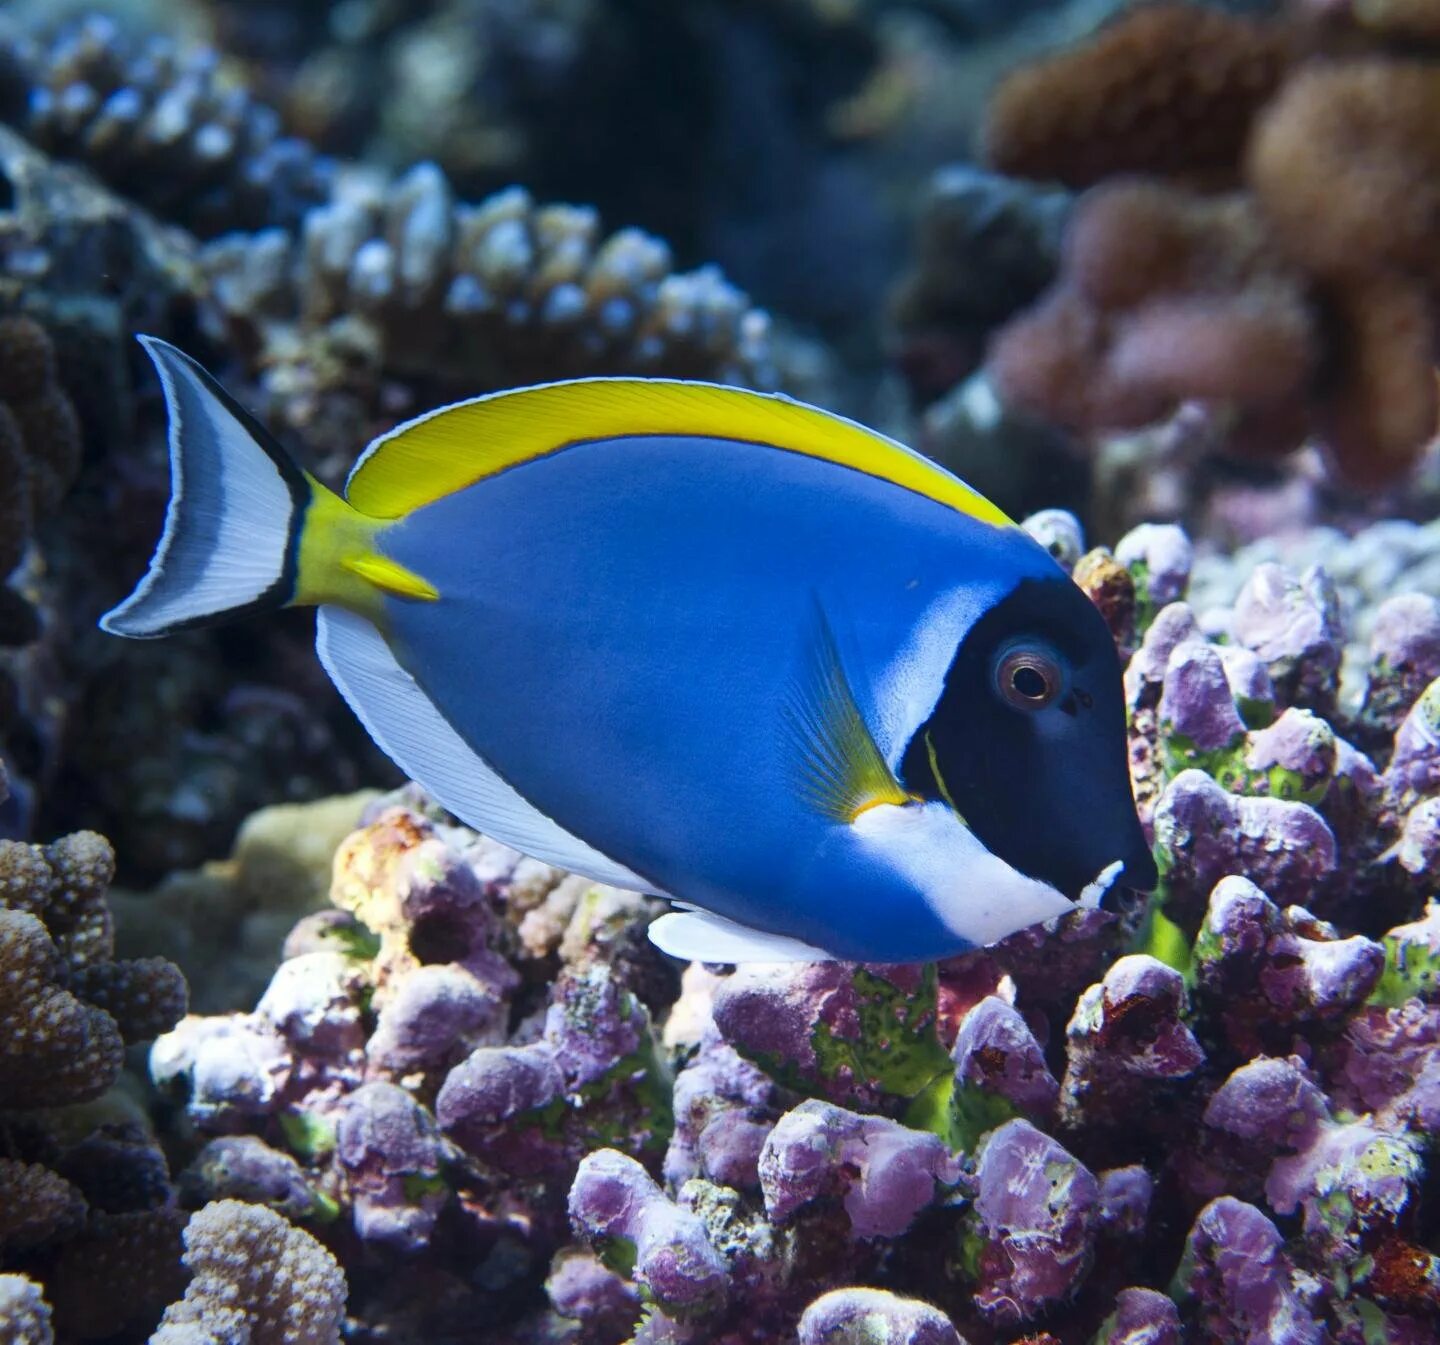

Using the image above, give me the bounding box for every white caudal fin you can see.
[100,337,310,639]
[315,605,659,892]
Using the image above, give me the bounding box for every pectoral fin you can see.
[783,601,914,823]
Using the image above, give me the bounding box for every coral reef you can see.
[151,1199,346,1344]
[126,523,1440,1337]
[0,1,1436,1342]
[199,169,785,485]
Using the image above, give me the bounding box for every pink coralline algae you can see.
[1173,1197,1326,1345]
[120,515,1440,1344]
[1059,955,1205,1132]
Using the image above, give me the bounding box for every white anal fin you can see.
[648,907,836,964]
[316,606,656,892]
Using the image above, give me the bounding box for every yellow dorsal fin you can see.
[783,600,916,824]
[344,378,1013,525]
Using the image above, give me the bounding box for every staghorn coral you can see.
[150,1200,346,1345]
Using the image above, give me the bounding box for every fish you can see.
[102,337,1157,964]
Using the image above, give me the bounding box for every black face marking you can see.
[900,576,1157,902]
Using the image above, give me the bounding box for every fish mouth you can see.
[1076,859,1126,911]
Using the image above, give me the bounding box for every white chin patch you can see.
[1078,860,1126,911]
[852,801,1075,947]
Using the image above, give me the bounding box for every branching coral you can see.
[0,824,192,1340]
[0,831,186,1108]
[150,1200,346,1345]
[0,14,334,237]
[984,3,1292,188]
[200,168,783,481]
[974,0,1440,486]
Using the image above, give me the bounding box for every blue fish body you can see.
[102,342,1157,964]
[377,433,1060,960]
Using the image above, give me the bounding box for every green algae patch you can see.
[281,1109,337,1160]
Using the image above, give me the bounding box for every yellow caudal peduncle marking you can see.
[343,554,440,601]
[344,378,1014,526]
[293,476,438,617]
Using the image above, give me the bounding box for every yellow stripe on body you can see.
[293,476,438,619]
[344,378,1014,526]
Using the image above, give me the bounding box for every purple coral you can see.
[967,1119,1099,1325]
[1173,1197,1325,1345]
[546,1248,640,1340]
[1387,678,1440,808]
[665,1026,777,1193]
[1193,877,1384,1053]
[1152,769,1337,926]
[1159,638,1247,758]
[1361,593,1440,740]
[1230,562,1341,713]
[366,963,508,1086]
[1097,1288,1183,1345]
[1116,521,1194,613]
[437,961,668,1214]
[711,962,947,1111]
[569,1150,728,1317]
[796,1288,965,1345]
[757,1099,961,1240]
[950,994,1058,1137]
[336,1081,447,1253]
[1060,955,1204,1131]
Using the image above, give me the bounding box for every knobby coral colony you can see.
[978,0,1440,488]
[2,513,1431,1342]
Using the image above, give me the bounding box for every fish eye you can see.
[993,640,1065,711]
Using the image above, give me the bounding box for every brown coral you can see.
[1247,60,1440,282]
[0,909,125,1108]
[0,1161,86,1253]
[989,183,1317,458]
[150,1200,346,1345]
[0,832,187,1108]
[45,1209,189,1341]
[978,2,1440,486]
[983,4,1292,189]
